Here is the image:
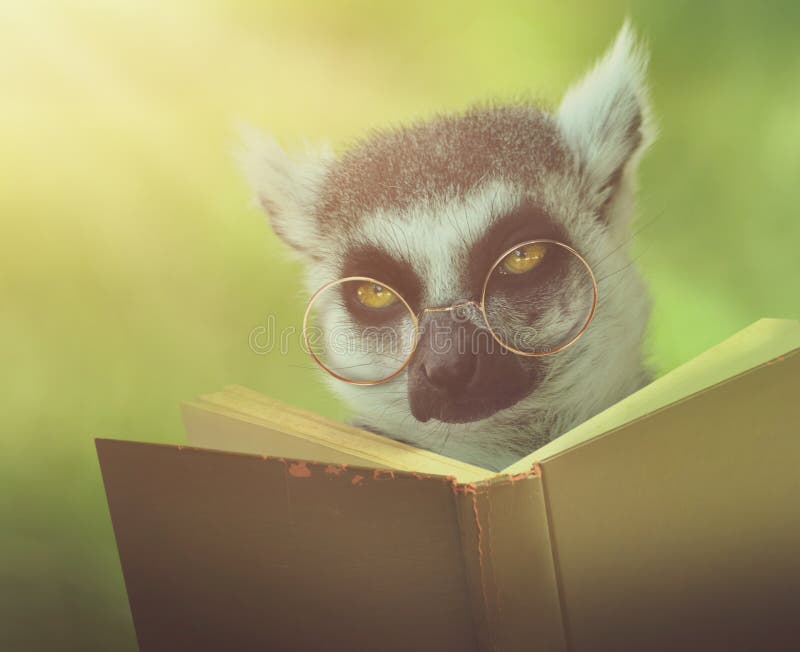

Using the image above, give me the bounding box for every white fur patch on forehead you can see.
[355,179,522,305]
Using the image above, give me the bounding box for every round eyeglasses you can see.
[302,239,598,385]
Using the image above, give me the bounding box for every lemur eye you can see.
[356,282,398,309]
[500,242,548,275]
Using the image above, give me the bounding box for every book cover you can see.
[97,319,800,651]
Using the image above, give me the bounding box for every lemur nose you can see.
[417,314,478,393]
[421,346,477,392]
[408,308,533,424]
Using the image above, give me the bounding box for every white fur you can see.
[235,124,334,254]
[240,23,657,471]
[355,180,521,305]
[557,21,656,217]
[328,168,652,470]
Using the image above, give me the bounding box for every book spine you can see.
[454,471,568,652]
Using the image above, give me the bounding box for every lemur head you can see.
[240,23,656,470]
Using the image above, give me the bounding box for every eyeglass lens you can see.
[303,242,596,384]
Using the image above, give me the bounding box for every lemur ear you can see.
[557,22,656,215]
[236,125,334,254]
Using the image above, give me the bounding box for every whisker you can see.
[592,207,666,272]
[596,242,653,284]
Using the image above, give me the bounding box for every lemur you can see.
[240,23,656,471]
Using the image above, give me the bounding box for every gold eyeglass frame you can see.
[302,238,598,386]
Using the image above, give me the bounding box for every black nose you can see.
[407,310,536,424]
[420,331,477,392]
[414,311,479,394]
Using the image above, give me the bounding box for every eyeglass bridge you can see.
[417,300,479,317]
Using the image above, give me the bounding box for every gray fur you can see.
[315,104,567,232]
[240,23,656,470]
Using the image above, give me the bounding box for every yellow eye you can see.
[500,242,548,275]
[356,282,398,309]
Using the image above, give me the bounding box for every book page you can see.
[182,401,387,467]
[186,386,492,482]
[533,345,800,650]
[502,318,799,474]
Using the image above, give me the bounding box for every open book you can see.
[97,318,799,652]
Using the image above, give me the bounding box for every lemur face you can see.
[241,23,656,470]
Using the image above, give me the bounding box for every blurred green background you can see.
[1,1,798,649]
